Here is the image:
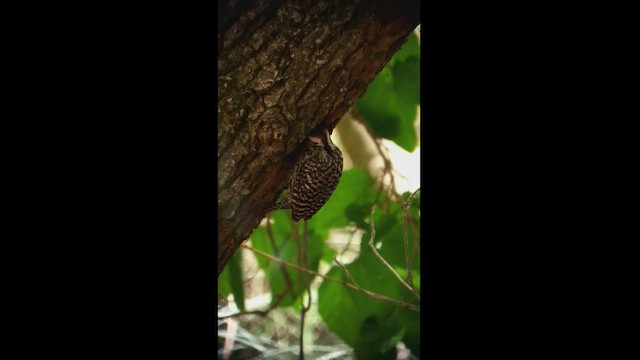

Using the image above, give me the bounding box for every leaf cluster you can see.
[220,169,421,358]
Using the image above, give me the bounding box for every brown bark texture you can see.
[217,0,419,277]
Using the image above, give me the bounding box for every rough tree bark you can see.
[217,0,419,277]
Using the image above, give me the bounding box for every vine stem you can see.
[367,206,421,301]
[240,244,420,312]
[299,219,312,360]
[402,188,420,290]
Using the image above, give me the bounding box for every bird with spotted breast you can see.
[266,127,343,222]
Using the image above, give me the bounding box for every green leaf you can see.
[250,211,324,308]
[219,251,244,304]
[217,269,231,300]
[227,250,245,311]
[318,248,413,357]
[309,168,374,230]
[354,315,405,359]
[393,56,420,107]
[361,211,396,251]
[311,168,376,264]
[318,190,421,358]
[400,306,421,358]
[356,32,420,152]
[388,32,420,66]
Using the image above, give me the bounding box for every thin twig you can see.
[332,255,363,289]
[302,220,311,311]
[408,216,420,252]
[402,188,421,290]
[291,215,302,298]
[332,255,421,313]
[350,107,401,204]
[367,206,420,301]
[241,244,420,312]
[339,225,360,257]
[299,220,312,360]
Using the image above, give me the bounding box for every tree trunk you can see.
[217,0,419,277]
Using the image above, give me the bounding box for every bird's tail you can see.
[265,197,288,213]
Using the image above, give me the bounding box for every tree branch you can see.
[218,0,420,277]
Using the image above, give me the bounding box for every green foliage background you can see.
[219,32,420,359]
[356,32,420,152]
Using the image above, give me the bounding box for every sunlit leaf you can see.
[356,32,420,152]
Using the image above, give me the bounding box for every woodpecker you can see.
[267,127,343,222]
